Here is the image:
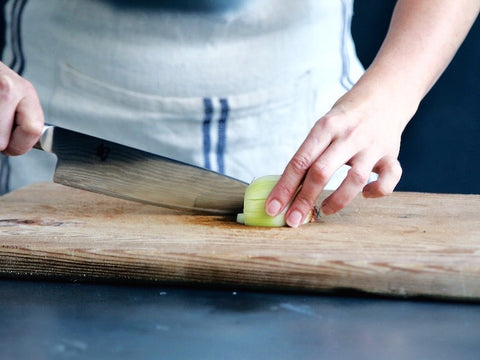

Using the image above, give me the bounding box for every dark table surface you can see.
[0,279,479,360]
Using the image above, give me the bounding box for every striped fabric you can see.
[202,97,229,174]
[1,0,365,192]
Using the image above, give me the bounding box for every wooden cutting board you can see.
[1,182,480,300]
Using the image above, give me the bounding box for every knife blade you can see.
[33,126,247,214]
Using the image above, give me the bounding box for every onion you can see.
[236,175,315,227]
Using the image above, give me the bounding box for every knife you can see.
[33,126,247,214]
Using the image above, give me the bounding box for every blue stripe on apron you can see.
[217,98,229,174]
[202,97,213,170]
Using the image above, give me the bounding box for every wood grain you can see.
[1,182,480,300]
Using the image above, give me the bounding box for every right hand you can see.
[0,61,44,156]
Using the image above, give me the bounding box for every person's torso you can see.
[3,0,363,184]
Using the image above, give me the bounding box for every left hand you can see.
[265,78,411,227]
[264,0,480,228]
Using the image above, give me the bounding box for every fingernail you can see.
[287,210,303,228]
[266,199,282,216]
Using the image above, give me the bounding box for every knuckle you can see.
[382,158,403,181]
[317,114,337,131]
[308,162,331,185]
[0,74,15,101]
[0,73,37,103]
[347,167,369,187]
[288,154,312,175]
[23,119,44,138]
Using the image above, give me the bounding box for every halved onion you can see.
[236,175,315,227]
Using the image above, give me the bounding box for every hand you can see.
[265,79,413,227]
[0,61,44,156]
[264,0,480,227]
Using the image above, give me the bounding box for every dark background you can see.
[1,1,479,194]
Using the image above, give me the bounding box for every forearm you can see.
[267,0,480,225]
[356,0,480,120]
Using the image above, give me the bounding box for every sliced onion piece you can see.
[237,175,314,227]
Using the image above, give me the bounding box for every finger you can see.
[363,156,402,198]
[265,117,335,216]
[284,140,358,227]
[0,74,18,151]
[3,87,44,156]
[320,154,374,215]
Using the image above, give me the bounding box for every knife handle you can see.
[33,126,54,153]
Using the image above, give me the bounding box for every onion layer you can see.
[236,175,314,227]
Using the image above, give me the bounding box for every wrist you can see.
[340,65,423,131]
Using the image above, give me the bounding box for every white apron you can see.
[2,0,365,192]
